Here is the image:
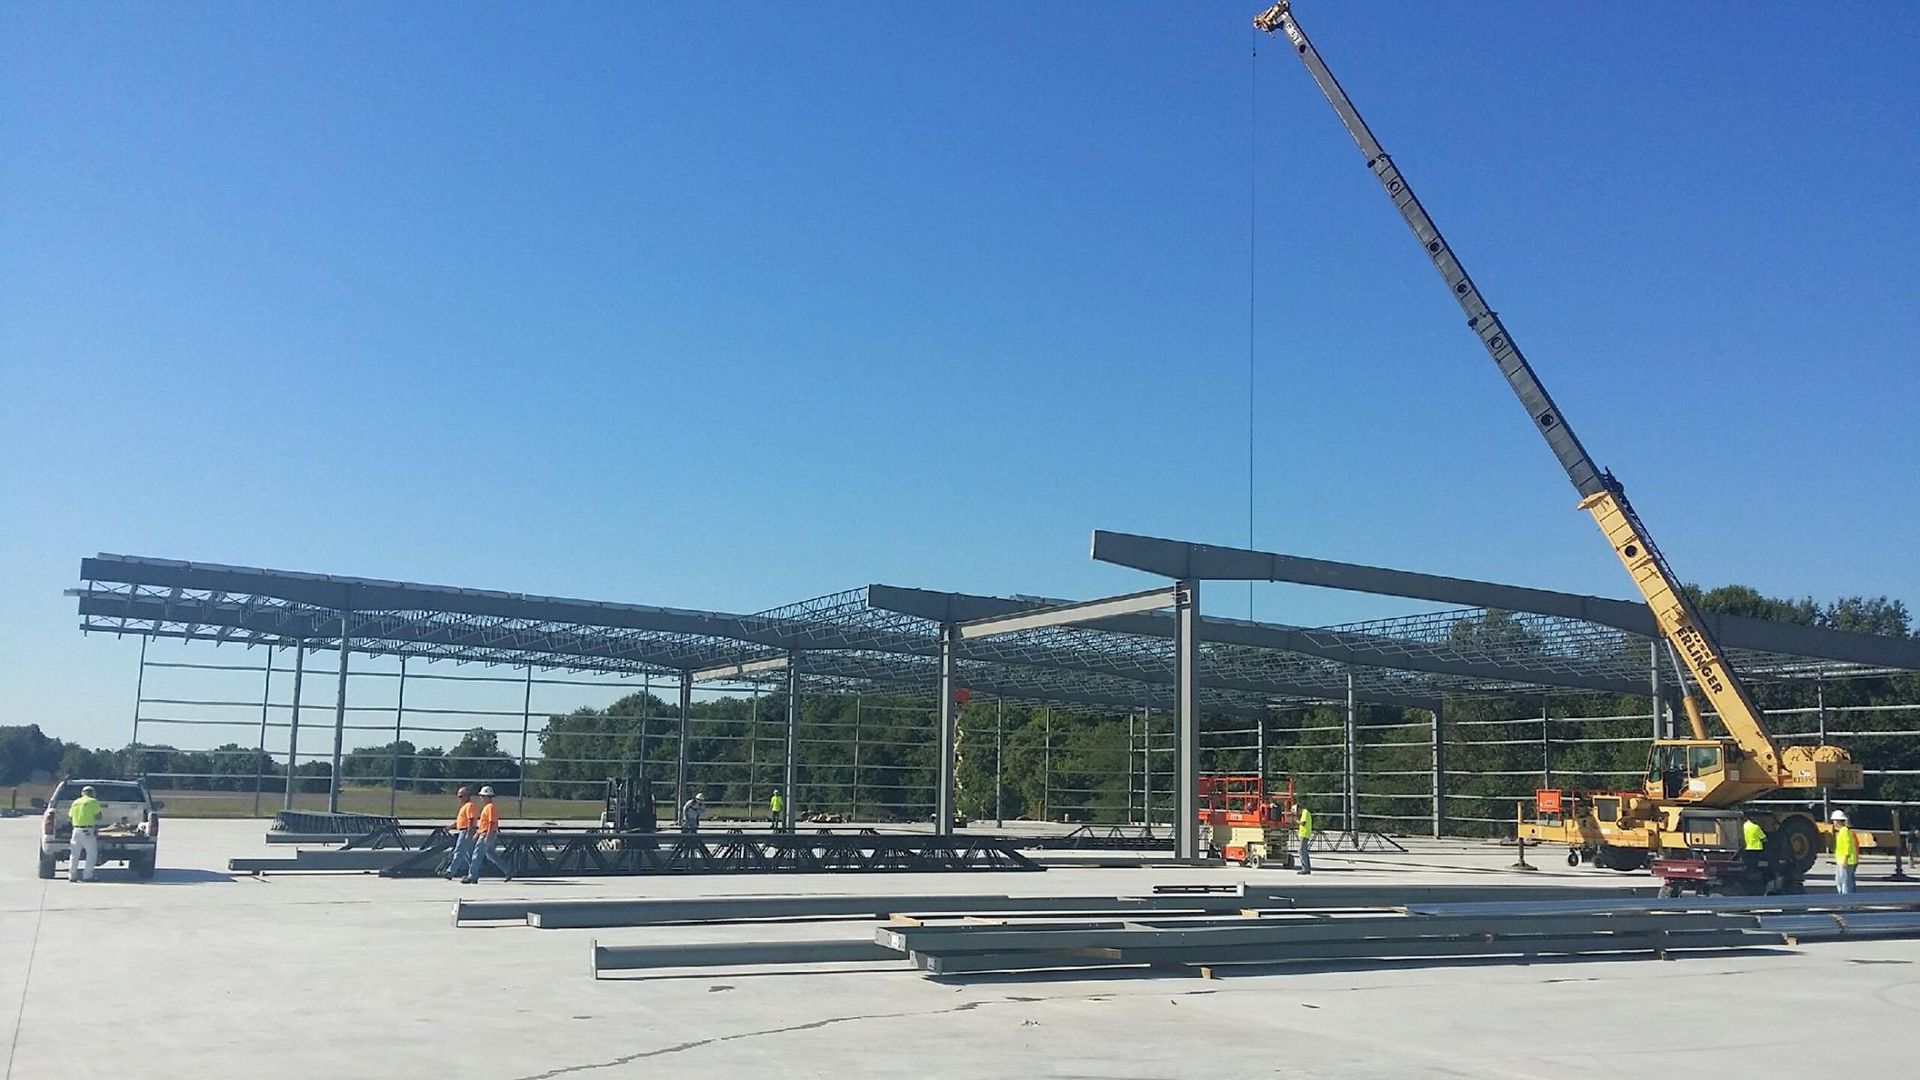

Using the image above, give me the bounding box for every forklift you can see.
[599,774,657,834]
[1199,773,1297,869]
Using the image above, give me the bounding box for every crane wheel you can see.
[1776,815,1821,876]
[1566,851,1580,867]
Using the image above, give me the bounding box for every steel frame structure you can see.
[72,549,1919,856]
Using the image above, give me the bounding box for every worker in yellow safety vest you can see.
[1831,809,1858,894]
[769,790,784,828]
[67,785,103,883]
[1741,817,1768,879]
[1295,805,1313,875]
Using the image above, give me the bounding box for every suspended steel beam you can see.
[1091,531,1920,673]
[956,587,1179,641]
[692,654,792,683]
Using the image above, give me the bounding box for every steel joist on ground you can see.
[373,829,1041,879]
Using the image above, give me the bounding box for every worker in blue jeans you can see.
[462,786,514,883]
[442,786,476,879]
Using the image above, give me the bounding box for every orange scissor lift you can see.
[1198,773,1298,868]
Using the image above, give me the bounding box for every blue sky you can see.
[3,3,1916,750]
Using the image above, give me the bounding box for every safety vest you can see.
[771,793,783,811]
[68,795,102,828]
[1296,807,1313,839]
[1834,825,1858,866]
[1742,820,1766,851]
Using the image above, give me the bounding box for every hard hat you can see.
[478,785,495,797]
[1831,810,1848,822]
[456,786,471,797]
[694,792,705,800]
[82,785,96,795]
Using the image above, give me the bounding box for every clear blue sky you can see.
[4,3,1916,750]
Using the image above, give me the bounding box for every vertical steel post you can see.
[252,646,274,818]
[518,665,533,816]
[1044,707,1059,814]
[1649,644,1663,741]
[676,670,692,814]
[1817,679,1831,819]
[285,641,306,810]
[1540,693,1552,789]
[1255,708,1267,789]
[389,657,407,818]
[327,612,350,814]
[1174,580,1201,860]
[1344,670,1358,834]
[851,695,862,820]
[131,635,148,746]
[1127,711,1137,824]
[994,698,1004,828]
[1142,706,1153,829]
[1431,700,1446,839]
[748,690,758,801]
[936,623,957,835]
[783,654,799,831]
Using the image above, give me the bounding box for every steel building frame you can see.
[71,548,1919,856]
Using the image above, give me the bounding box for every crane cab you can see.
[1644,739,1748,804]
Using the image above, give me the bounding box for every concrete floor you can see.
[2,818,1912,1079]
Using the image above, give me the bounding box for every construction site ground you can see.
[3,817,1913,1079]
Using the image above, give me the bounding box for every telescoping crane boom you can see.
[1253,2,1863,875]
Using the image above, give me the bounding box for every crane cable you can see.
[1247,30,1259,621]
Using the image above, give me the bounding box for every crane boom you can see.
[1252,2,1838,793]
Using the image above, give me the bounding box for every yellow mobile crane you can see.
[1253,3,1869,885]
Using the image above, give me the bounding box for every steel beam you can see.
[1090,531,1920,672]
[784,654,799,831]
[956,586,1178,641]
[676,669,692,812]
[692,654,791,683]
[284,640,305,811]
[593,940,901,975]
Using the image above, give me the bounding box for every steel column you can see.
[518,664,534,816]
[327,611,350,814]
[994,699,1004,828]
[1127,711,1137,824]
[285,640,306,810]
[936,623,957,835]
[1650,644,1663,741]
[1431,700,1446,838]
[748,690,758,801]
[131,635,147,746]
[1174,579,1200,860]
[390,657,407,818]
[852,695,862,820]
[1540,694,1552,789]
[253,646,273,818]
[1818,679,1831,819]
[783,653,799,831]
[1042,709,1052,821]
[1344,670,1358,832]
[1255,708,1267,789]
[1142,706,1153,829]
[676,669,692,813]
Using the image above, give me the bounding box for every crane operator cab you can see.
[1645,740,1733,802]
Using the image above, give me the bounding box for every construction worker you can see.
[681,792,705,834]
[461,786,512,883]
[1742,816,1768,881]
[67,784,103,882]
[1831,809,1858,894]
[442,786,476,879]
[1295,804,1314,875]
[768,790,784,828]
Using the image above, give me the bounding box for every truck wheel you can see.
[37,855,55,880]
[132,856,156,880]
[1595,845,1648,872]
[1776,815,1821,876]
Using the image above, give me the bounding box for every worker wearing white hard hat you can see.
[461,785,513,883]
[1830,809,1858,894]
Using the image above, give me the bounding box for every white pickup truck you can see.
[37,778,161,879]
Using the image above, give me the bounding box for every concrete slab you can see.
[2,817,1913,1079]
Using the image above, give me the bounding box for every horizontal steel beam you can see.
[593,940,902,974]
[1091,531,1920,673]
[691,654,792,682]
[957,587,1178,641]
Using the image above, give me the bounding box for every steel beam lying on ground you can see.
[1401,888,1920,918]
[1757,911,1920,943]
[385,830,1040,880]
[230,849,417,873]
[591,939,903,975]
